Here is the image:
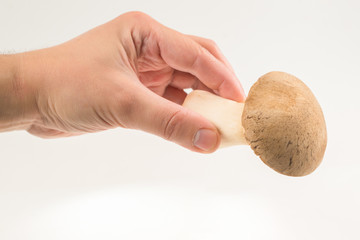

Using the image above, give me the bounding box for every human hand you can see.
[11,12,245,153]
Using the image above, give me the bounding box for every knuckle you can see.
[190,47,206,69]
[205,38,217,46]
[205,38,221,52]
[163,109,188,141]
[119,11,151,23]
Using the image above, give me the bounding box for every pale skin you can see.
[0,12,245,153]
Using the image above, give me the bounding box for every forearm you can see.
[0,54,38,132]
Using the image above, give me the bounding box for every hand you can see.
[11,12,245,153]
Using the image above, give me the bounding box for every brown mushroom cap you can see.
[242,71,327,176]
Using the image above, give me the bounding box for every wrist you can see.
[0,53,40,132]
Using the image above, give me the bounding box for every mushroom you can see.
[182,71,327,176]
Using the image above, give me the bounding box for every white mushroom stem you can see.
[182,90,248,148]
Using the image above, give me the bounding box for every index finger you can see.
[158,28,246,102]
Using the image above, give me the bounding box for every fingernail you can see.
[193,129,218,152]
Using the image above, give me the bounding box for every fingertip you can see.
[226,72,247,102]
[218,77,247,103]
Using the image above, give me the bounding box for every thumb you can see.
[127,87,220,153]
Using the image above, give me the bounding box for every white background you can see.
[1,0,359,239]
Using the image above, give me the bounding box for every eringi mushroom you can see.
[182,71,327,176]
